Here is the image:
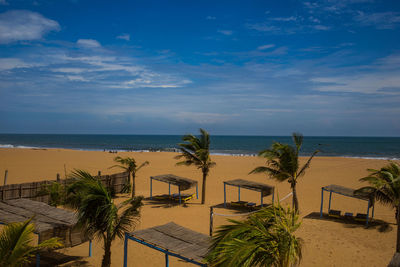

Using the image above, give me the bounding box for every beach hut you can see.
[320,184,374,225]
[150,174,199,204]
[123,222,210,267]
[0,198,91,266]
[223,179,275,208]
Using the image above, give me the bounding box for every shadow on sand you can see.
[304,211,393,232]
[29,251,89,267]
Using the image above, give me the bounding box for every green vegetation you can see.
[68,170,143,267]
[206,204,302,267]
[250,133,318,212]
[176,128,216,204]
[0,218,62,267]
[110,156,149,197]
[356,162,400,252]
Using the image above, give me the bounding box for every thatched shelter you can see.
[123,222,210,267]
[320,184,374,225]
[223,179,275,208]
[0,198,91,265]
[150,174,198,204]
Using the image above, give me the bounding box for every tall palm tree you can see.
[175,128,216,204]
[250,133,319,212]
[355,162,400,252]
[110,156,149,197]
[0,218,62,267]
[206,203,302,267]
[67,170,143,267]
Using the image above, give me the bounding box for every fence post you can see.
[209,207,214,236]
[19,184,22,198]
[4,170,8,185]
[98,171,101,177]
[56,173,60,183]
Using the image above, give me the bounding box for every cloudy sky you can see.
[0,0,399,136]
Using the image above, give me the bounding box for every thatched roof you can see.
[323,184,369,201]
[151,174,198,191]
[224,179,274,197]
[128,222,211,262]
[0,198,86,247]
[388,252,400,267]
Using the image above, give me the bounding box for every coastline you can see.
[0,147,397,266]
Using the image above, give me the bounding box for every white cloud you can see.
[77,39,101,48]
[312,25,330,31]
[257,44,275,50]
[0,58,32,71]
[174,112,237,124]
[354,11,400,29]
[270,16,297,22]
[206,16,216,20]
[217,30,233,36]
[116,34,130,41]
[0,10,60,44]
[246,23,279,32]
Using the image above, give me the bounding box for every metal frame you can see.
[123,233,207,267]
[223,182,274,208]
[150,177,199,204]
[320,187,374,226]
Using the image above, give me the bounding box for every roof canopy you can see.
[0,198,86,247]
[127,222,210,263]
[151,174,198,191]
[224,179,274,197]
[322,184,369,201]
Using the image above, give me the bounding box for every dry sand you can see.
[0,148,398,266]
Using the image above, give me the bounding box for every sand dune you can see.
[0,148,397,266]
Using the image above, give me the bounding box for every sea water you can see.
[0,134,399,159]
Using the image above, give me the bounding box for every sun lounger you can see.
[246,202,256,207]
[355,213,367,221]
[231,201,248,207]
[172,193,195,203]
[153,194,171,200]
[328,209,341,218]
[344,212,353,219]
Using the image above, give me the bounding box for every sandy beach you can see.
[0,147,398,266]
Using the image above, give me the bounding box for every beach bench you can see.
[344,212,353,219]
[172,193,195,203]
[328,209,341,218]
[230,201,248,207]
[355,213,367,222]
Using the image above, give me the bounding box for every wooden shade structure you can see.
[150,174,198,204]
[124,222,210,267]
[223,179,275,208]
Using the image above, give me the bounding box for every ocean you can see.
[0,134,399,159]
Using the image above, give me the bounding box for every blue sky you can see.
[0,0,399,136]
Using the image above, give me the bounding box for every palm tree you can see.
[67,170,143,267]
[110,156,149,197]
[206,203,302,267]
[250,133,319,212]
[355,162,400,252]
[175,128,216,204]
[0,218,62,267]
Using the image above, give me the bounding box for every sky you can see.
[0,0,400,136]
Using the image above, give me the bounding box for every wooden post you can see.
[56,173,60,183]
[98,171,101,177]
[4,170,8,185]
[209,207,214,236]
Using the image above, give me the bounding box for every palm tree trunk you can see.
[131,172,135,198]
[292,183,299,213]
[397,204,400,252]
[102,238,112,267]
[201,170,207,204]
